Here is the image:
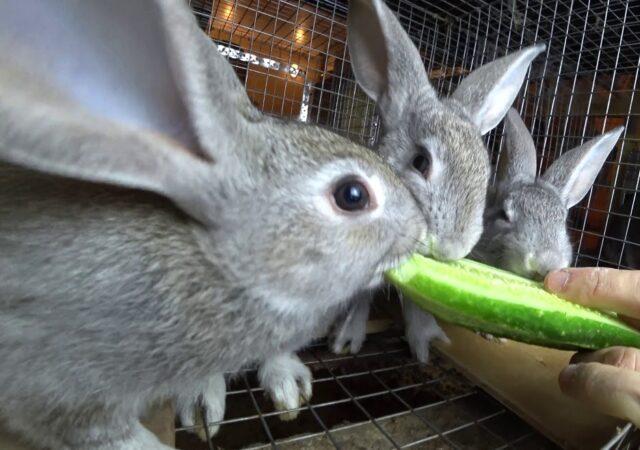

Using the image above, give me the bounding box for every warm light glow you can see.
[222,4,233,20]
[295,28,305,42]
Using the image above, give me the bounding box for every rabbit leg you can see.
[2,410,173,450]
[175,373,225,441]
[259,352,312,421]
[86,422,175,450]
[330,292,371,355]
[403,300,449,364]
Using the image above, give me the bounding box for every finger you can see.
[545,268,640,319]
[559,362,640,426]
[570,347,640,371]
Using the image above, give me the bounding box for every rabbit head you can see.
[0,0,426,311]
[476,108,624,279]
[347,0,545,261]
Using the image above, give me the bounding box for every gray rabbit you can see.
[472,108,624,278]
[328,0,546,363]
[0,1,428,448]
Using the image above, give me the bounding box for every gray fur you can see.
[348,0,546,261]
[449,44,547,135]
[0,1,427,448]
[498,108,538,185]
[542,127,624,208]
[338,0,544,363]
[472,108,624,279]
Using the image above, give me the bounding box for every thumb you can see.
[559,362,640,426]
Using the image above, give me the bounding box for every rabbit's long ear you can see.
[0,0,261,225]
[450,44,546,135]
[496,109,538,186]
[347,0,433,127]
[542,127,624,208]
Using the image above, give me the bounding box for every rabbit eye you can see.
[412,152,432,178]
[333,178,370,212]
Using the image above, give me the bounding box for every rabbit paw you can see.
[330,300,369,355]
[405,309,449,364]
[175,373,225,441]
[259,353,312,421]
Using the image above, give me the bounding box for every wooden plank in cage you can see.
[434,323,624,450]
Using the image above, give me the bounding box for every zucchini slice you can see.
[386,254,640,350]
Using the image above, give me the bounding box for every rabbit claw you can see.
[330,296,370,355]
[176,373,225,441]
[260,353,312,421]
[330,313,366,355]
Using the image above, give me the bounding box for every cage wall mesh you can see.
[181,0,640,448]
[191,0,639,271]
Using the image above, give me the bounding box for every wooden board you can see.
[434,322,624,449]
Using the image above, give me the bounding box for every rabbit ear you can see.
[347,0,433,127]
[0,0,261,225]
[542,127,624,208]
[450,44,546,135]
[496,109,538,186]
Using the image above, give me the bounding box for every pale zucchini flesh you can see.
[386,255,640,350]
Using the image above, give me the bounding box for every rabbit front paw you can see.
[330,311,367,356]
[405,309,449,364]
[259,353,312,421]
[175,373,226,441]
[331,319,366,355]
[330,295,370,354]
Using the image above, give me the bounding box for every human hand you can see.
[545,268,640,425]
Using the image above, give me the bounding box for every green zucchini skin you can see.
[387,255,640,350]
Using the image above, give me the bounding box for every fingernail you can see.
[546,269,570,293]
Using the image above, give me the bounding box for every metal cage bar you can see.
[176,333,558,449]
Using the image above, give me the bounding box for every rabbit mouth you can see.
[367,227,427,289]
[368,246,418,288]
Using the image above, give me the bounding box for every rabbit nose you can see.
[528,251,564,280]
[430,237,470,262]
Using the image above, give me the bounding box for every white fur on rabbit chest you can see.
[0,168,343,410]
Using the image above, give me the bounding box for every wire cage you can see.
[178,0,640,448]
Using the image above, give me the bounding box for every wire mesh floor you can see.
[175,331,561,449]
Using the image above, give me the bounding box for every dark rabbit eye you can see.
[412,151,432,178]
[499,208,511,222]
[333,178,370,212]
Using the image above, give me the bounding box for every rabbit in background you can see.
[327,0,546,363]
[472,108,624,279]
[0,0,428,448]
